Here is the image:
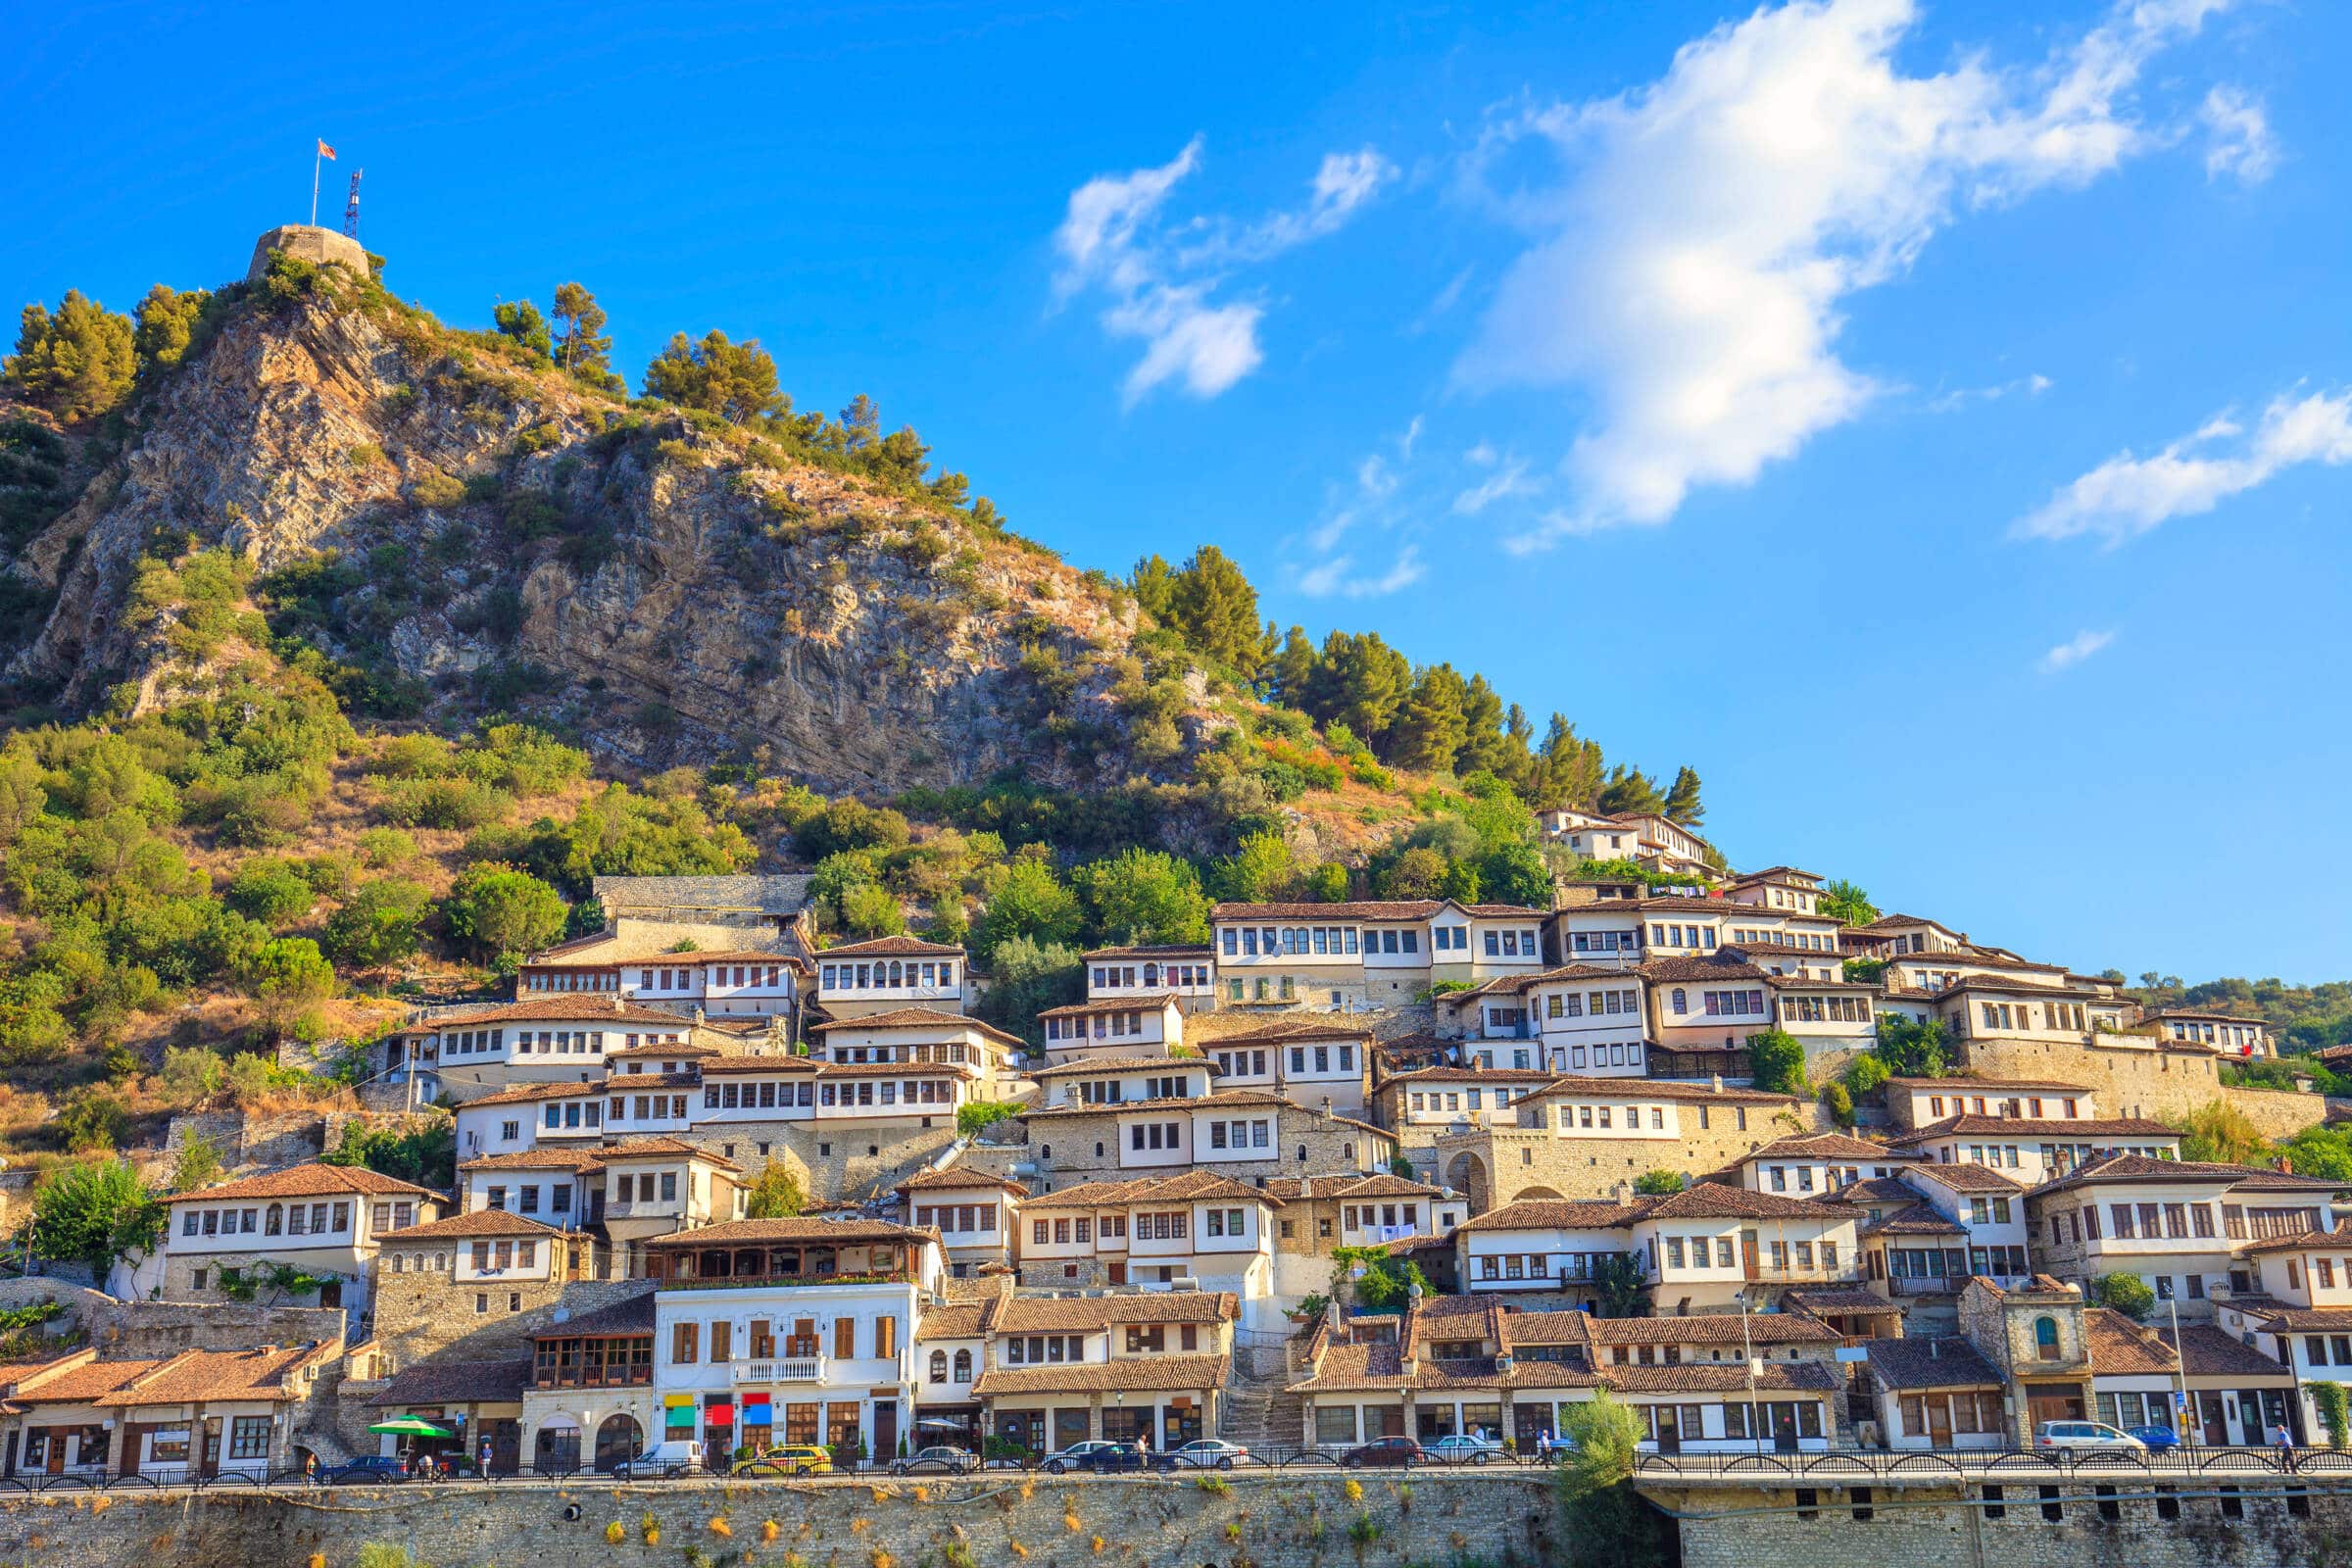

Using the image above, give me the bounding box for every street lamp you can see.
[1740,1297,1761,1456]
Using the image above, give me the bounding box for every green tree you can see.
[132,283,211,370]
[2178,1099,2272,1165]
[322,878,431,976]
[957,1101,1020,1139]
[1212,830,1295,903]
[1266,625,1319,705]
[1552,1392,1674,1568]
[1391,664,1470,772]
[641,329,786,424]
[971,936,1083,1050]
[1129,554,1177,624]
[550,282,612,373]
[23,1159,164,1278]
[1661,765,1704,825]
[1590,1252,1649,1318]
[2095,1271,2156,1322]
[1478,840,1553,907]
[492,299,552,360]
[1303,631,1410,748]
[1535,713,1604,809]
[443,862,568,961]
[1821,1081,1854,1129]
[1632,1170,1685,1196]
[1746,1028,1808,1097]
[1595,764,1663,816]
[0,969,72,1068]
[1873,1015,1951,1079]
[320,1119,455,1189]
[160,1045,228,1107]
[57,1089,132,1152]
[972,858,1082,963]
[743,1162,807,1219]
[1072,848,1210,947]
[224,858,316,927]
[838,393,880,452]
[1332,1246,1429,1311]
[1375,846,1448,901]
[4,290,136,419]
[1163,546,1272,678]
[2317,1382,2350,1450]
[1819,878,1879,926]
[837,881,907,939]
[1842,1052,1891,1098]
[235,936,337,1038]
[171,1132,226,1194]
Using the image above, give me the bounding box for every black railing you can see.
[1633,1444,2352,1480]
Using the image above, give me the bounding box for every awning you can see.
[664,1406,695,1429]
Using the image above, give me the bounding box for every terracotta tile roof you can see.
[1642,1185,1854,1222]
[897,1168,1030,1197]
[599,1137,740,1167]
[817,936,966,957]
[410,997,690,1030]
[368,1359,531,1406]
[1257,1174,1443,1201]
[2162,1324,2297,1380]
[1637,954,1770,983]
[1028,1054,1200,1079]
[1377,1066,1558,1087]
[532,1292,657,1339]
[994,1293,1237,1333]
[1783,1288,1900,1314]
[1019,1172,1280,1210]
[606,1040,724,1059]
[1861,1203,1966,1238]
[1039,995,1183,1018]
[642,1216,931,1250]
[1186,1018,1375,1046]
[382,1208,566,1243]
[972,1353,1231,1396]
[691,1054,822,1075]
[1890,1116,2181,1148]
[917,1302,991,1340]
[14,1344,337,1408]
[1584,1313,1840,1347]
[2084,1308,2180,1376]
[1863,1337,2002,1391]
[452,1082,588,1108]
[2029,1152,2338,1197]
[1745,1133,1909,1161]
[1602,1362,1839,1396]
[1455,1199,1645,1234]
[166,1161,442,1205]
[2236,1221,2352,1256]
[1903,1162,2025,1193]
[1521,1074,1799,1106]
[1818,1176,1929,1207]
[808,1008,1024,1048]
[458,1149,605,1173]
[816,1059,976,1079]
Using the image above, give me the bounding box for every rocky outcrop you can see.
[4,269,1209,794]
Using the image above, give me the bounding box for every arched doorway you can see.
[1511,1185,1567,1201]
[594,1413,643,1472]
[1443,1151,1491,1212]
[534,1417,581,1474]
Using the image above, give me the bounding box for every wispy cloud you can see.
[1298,547,1426,599]
[2040,628,2117,671]
[2200,85,2278,183]
[1927,373,2053,413]
[1450,0,2246,550]
[1296,417,1446,599]
[1054,138,1395,405]
[1451,453,1542,514]
[2016,388,2352,544]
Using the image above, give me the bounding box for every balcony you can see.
[733,1355,824,1384]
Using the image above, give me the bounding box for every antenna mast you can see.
[341,171,365,239]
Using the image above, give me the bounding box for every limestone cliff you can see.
[3,263,1212,795]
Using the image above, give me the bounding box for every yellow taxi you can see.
[732,1445,834,1478]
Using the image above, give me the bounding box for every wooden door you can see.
[2200,1393,2228,1446]
[1107,1261,1126,1286]
[1655,1407,1681,1454]
[200,1418,220,1480]
[872,1402,898,1464]
[44,1430,64,1476]
[1740,1232,1760,1281]
[1926,1398,1952,1446]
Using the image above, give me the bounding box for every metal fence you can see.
[1633,1445,2352,1481]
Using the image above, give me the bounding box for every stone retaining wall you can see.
[0,1467,1555,1568]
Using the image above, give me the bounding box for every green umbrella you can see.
[368,1418,456,1439]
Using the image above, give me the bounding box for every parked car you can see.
[320,1456,412,1485]
[1079,1440,1153,1473]
[734,1445,834,1477]
[2034,1421,2147,1454]
[2127,1425,2183,1451]
[1042,1441,1131,1475]
[1423,1435,1503,1466]
[1156,1439,1250,1470]
[893,1446,978,1476]
[612,1440,708,1479]
[1345,1437,1423,1469]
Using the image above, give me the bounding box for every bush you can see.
[443,862,568,961]
[224,858,315,927]
[2318,1382,2350,1450]
[408,470,466,510]
[323,878,431,974]
[1745,1029,1808,1097]
[1632,1170,1685,1196]
[1821,1082,1854,1128]
[2094,1271,2156,1322]
[1842,1052,1891,1098]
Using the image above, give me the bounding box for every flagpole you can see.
[311,143,321,227]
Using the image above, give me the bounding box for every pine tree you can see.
[1130,555,1178,623]
[4,290,136,420]
[642,330,786,424]
[1454,672,1508,777]
[492,299,552,360]
[1596,764,1664,816]
[839,394,881,453]
[1538,713,1604,808]
[1392,664,1469,773]
[1305,631,1410,749]
[131,284,210,371]
[550,282,612,373]
[1663,765,1705,825]
[1268,626,1318,707]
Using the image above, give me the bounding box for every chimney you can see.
[1320,1096,1334,1120]
[1711,1074,1723,1094]
[2278,1155,2294,1174]
[1615,1180,1635,1206]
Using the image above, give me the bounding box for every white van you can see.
[611,1439,707,1478]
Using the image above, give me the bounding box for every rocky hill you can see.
[3,257,1210,796]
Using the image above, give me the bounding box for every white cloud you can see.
[2016,388,2352,543]
[2200,85,2277,182]
[1451,0,2243,548]
[1451,455,1542,514]
[2040,628,2117,671]
[1298,547,1425,599]
[1927,372,2053,412]
[1054,139,1395,405]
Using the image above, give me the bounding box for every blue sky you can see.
[4,1,2346,983]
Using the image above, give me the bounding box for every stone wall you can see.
[0,1277,351,1360]
[0,1465,1555,1568]
[1425,1101,1831,1207]
[369,1276,654,1371]
[670,1119,960,1206]
[1660,1479,2352,1568]
[1954,1037,2328,1139]
[1017,1107,1384,1189]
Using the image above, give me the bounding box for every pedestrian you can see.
[1538,1430,1553,1461]
[2274,1423,2295,1466]
[303,1451,318,1487]
[479,1439,493,1477]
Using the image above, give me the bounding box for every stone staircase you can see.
[1219,1363,1305,1452]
